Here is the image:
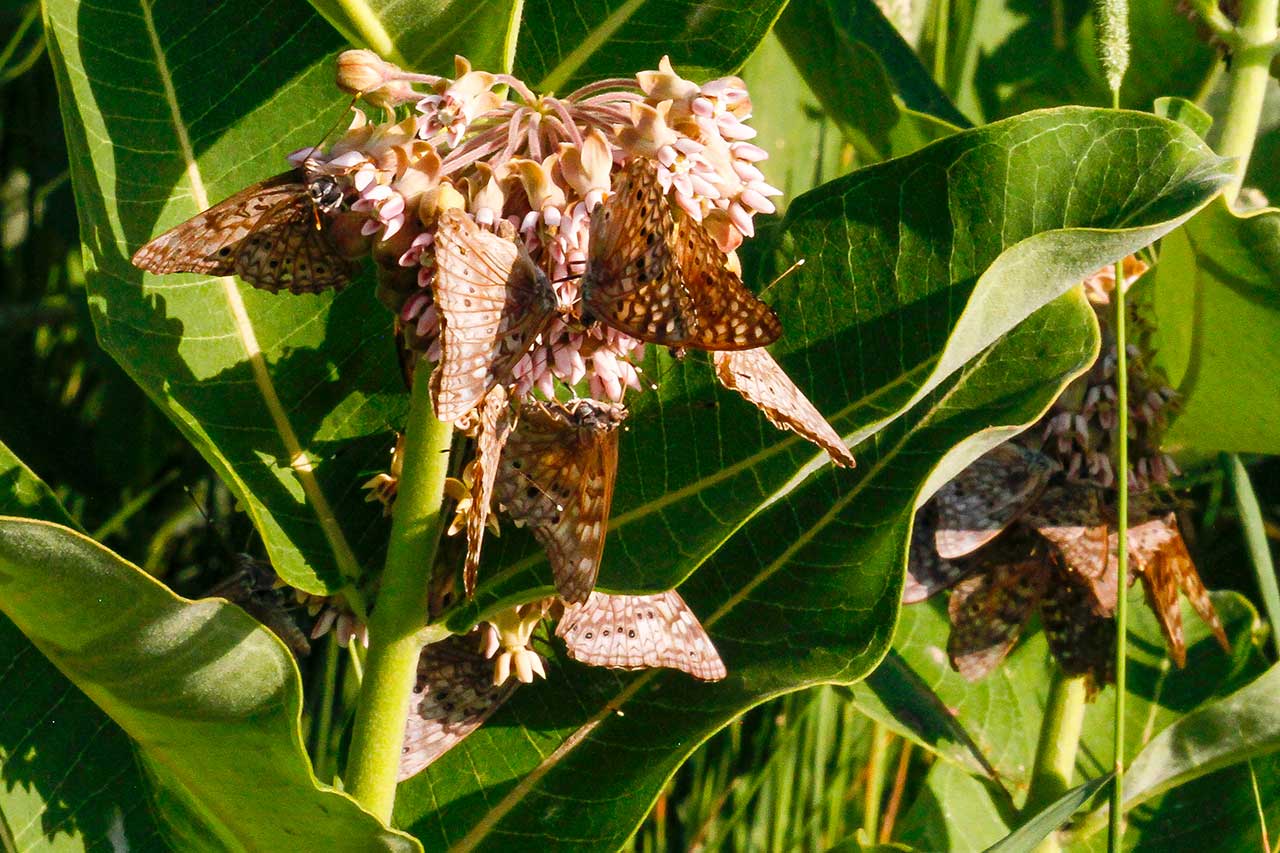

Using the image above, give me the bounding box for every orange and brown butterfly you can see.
[493,398,627,604]
[131,163,358,294]
[712,347,855,467]
[398,630,517,781]
[430,209,559,423]
[556,589,727,681]
[461,386,516,597]
[579,157,782,351]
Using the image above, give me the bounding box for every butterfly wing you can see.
[1025,484,1117,614]
[132,172,304,275]
[556,590,727,680]
[464,386,516,597]
[495,400,625,603]
[712,348,855,467]
[903,504,970,603]
[398,633,516,781]
[232,197,356,294]
[583,158,781,350]
[1040,559,1116,690]
[934,442,1057,559]
[1127,512,1228,667]
[432,210,557,422]
[946,546,1047,681]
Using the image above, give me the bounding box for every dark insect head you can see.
[307,175,345,214]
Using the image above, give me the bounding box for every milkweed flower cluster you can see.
[295,51,780,405]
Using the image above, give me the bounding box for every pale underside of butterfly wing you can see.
[1040,560,1115,691]
[946,551,1047,681]
[231,197,356,294]
[556,590,727,680]
[1025,484,1117,614]
[1127,513,1229,667]
[464,386,516,597]
[494,400,624,603]
[583,158,781,351]
[934,442,1057,559]
[432,210,557,422]
[398,633,516,780]
[903,505,970,603]
[712,348,855,467]
[131,172,304,275]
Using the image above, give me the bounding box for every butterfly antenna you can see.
[758,258,805,297]
[301,93,362,168]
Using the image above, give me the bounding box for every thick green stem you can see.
[1109,255,1130,852]
[1025,671,1089,853]
[312,633,340,784]
[1215,0,1280,203]
[345,363,453,821]
[1229,455,1280,657]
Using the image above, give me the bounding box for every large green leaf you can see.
[394,289,1099,852]
[0,515,418,852]
[306,0,519,73]
[459,107,1231,621]
[0,444,166,852]
[513,0,789,93]
[1145,198,1280,454]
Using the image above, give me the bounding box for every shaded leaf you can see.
[984,774,1110,853]
[1146,197,1280,454]
[0,516,418,851]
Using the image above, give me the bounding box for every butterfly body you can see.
[495,399,627,603]
[580,158,782,351]
[431,210,558,422]
[131,167,357,294]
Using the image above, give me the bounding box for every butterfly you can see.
[1124,511,1229,667]
[131,165,356,294]
[431,210,559,423]
[934,442,1057,559]
[203,556,311,658]
[712,348,855,467]
[494,399,627,603]
[1024,483,1117,614]
[902,504,967,604]
[463,386,516,597]
[398,631,517,781]
[580,157,782,351]
[556,590,727,681]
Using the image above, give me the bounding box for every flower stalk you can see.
[345,361,454,821]
[1214,0,1280,203]
[1025,670,1089,853]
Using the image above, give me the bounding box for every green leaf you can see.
[1145,197,1280,454]
[775,0,965,164]
[394,289,1099,852]
[0,516,419,852]
[306,0,519,73]
[985,774,1111,853]
[0,443,165,852]
[897,761,1013,852]
[513,0,789,92]
[1155,96,1213,140]
[461,107,1231,622]
[46,0,406,594]
[857,589,1266,795]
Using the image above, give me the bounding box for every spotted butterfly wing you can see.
[1126,512,1229,667]
[131,170,356,294]
[1040,559,1116,691]
[398,633,517,780]
[556,590,727,680]
[903,504,969,604]
[494,399,626,603]
[464,386,516,597]
[432,210,559,422]
[712,348,855,467]
[946,534,1048,681]
[934,442,1057,559]
[581,157,782,351]
[1025,484,1117,614]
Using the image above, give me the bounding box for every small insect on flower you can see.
[131,161,360,294]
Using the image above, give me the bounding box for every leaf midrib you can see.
[139,0,362,584]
